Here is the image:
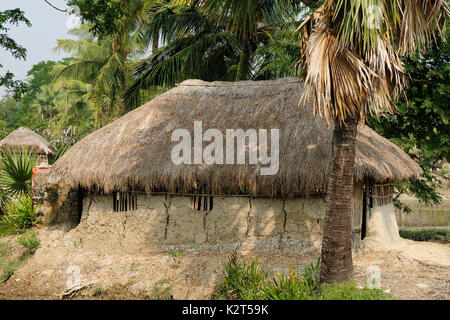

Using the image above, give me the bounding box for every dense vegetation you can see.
[399,229,450,243]
[0,0,448,211]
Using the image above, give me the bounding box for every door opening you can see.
[361,187,368,240]
[77,187,84,224]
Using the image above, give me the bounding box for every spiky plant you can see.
[0,148,36,197]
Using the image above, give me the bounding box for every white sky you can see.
[0,0,76,97]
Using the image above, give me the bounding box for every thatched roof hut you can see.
[54,78,422,197]
[0,127,57,156]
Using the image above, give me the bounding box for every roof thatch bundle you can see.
[0,127,57,155]
[54,78,422,197]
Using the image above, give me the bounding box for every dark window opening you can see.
[77,187,84,224]
[113,192,137,212]
[190,196,213,211]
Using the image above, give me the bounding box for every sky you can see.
[0,0,77,96]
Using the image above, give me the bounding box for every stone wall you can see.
[66,193,326,255]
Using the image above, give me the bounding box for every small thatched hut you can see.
[0,127,57,165]
[51,78,422,254]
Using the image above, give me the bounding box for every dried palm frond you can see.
[297,0,449,125]
[397,0,449,55]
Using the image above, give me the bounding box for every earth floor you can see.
[0,227,448,300]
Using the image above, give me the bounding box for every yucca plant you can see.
[0,148,36,197]
[0,196,38,234]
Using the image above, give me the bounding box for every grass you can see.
[0,240,33,284]
[0,255,30,283]
[17,230,41,254]
[400,229,450,243]
[0,230,40,284]
[151,279,173,300]
[214,253,392,300]
[317,282,392,300]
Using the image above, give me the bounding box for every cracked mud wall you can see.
[65,194,326,255]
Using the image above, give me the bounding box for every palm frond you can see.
[297,0,449,125]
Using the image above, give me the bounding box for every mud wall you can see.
[66,194,326,255]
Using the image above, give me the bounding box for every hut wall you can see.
[66,193,327,255]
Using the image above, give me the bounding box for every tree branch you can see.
[43,0,68,13]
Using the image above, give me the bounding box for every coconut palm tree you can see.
[297,0,449,283]
[31,84,63,121]
[124,2,242,108]
[53,22,148,127]
[124,0,305,109]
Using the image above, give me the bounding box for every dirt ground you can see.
[0,226,448,300]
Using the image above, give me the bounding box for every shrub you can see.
[214,255,392,300]
[0,196,39,234]
[213,252,269,300]
[400,229,450,243]
[17,230,40,254]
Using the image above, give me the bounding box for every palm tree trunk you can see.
[320,113,358,284]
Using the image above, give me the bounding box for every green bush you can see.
[214,254,392,300]
[214,252,269,300]
[318,282,391,300]
[399,229,450,243]
[0,196,39,235]
[17,230,40,254]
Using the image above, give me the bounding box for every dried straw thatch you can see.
[0,127,57,155]
[54,78,422,197]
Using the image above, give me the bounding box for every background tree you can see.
[0,8,31,98]
[369,21,450,212]
[124,0,308,108]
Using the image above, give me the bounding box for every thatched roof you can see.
[54,78,422,197]
[0,127,57,155]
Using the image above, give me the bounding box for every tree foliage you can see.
[369,22,450,210]
[0,8,31,97]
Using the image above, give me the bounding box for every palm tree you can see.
[50,79,93,136]
[297,0,448,283]
[124,0,305,108]
[53,23,147,127]
[124,2,242,108]
[31,85,63,121]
